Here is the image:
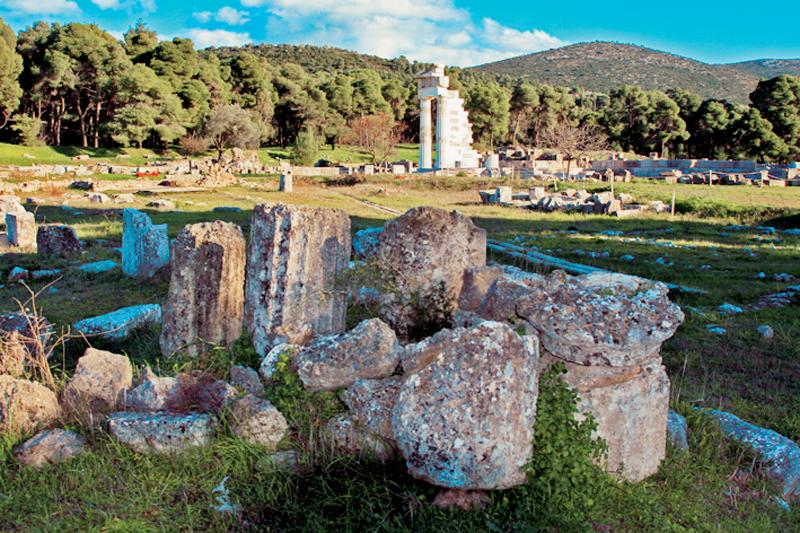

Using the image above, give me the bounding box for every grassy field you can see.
[1,175,799,530]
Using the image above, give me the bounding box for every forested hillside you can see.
[1,20,799,163]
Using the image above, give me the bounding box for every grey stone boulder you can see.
[6,211,37,249]
[37,225,82,257]
[341,376,402,443]
[62,348,133,420]
[124,367,180,411]
[324,413,394,462]
[392,322,540,490]
[668,410,689,450]
[14,428,86,467]
[294,318,401,392]
[73,304,161,340]
[0,375,61,434]
[107,412,216,454]
[352,227,383,260]
[229,365,264,397]
[227,394,288,450]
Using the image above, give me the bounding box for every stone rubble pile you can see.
[479,186,670,217]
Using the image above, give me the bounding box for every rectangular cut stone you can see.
[6,212,36,249]
[121,208,169,278]
[244,204,351,356]
[160,221,246,357]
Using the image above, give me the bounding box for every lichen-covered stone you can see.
[375,207,486,338]
[392,322,540,490]
[294,318,400,392]
[704,409,800,499]
[73,304,161,340]
[229,365,264,397]
[124,368,180,411]
[121,208,169,278]
[160,221,246,357]
[0,375,61,434]
[341,376,402,442]
[0,195,26,225]
[62,348,133,419]
[352,227,383,260]
[324,413,394,461]
[668,410,689,450]
[457,265,504,312]
[14,428,86,467]
[228,394,288,450]
[517,271,684,367]
[551,355,670,481]
[36,225,81,257]
[244,204,351,356]
[6,211,36,249]
[107,412,216,454]
[77,260,118,274]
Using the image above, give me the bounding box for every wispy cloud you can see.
[1,0,79,14]
[193,6,250,26]
[186,28,251,48]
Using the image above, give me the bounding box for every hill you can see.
[472,42,787,103]
[727,59,800,79]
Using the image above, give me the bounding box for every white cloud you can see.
[186,28,251,48]
[1,0,79,14]
[193,10,212,22]
[216,6,249,25]
[89,0,156,12]
[91,0,121,8]
[247,0,563,66]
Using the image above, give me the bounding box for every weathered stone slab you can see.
[392,322,539,490]
[107,412,216,454]
[668,410,689,450]
[124,367,179,411]
[341,376,402,442]
[62,347,133,419]
[73,304,162,340]
[37,225,81,257]
[244,204,351,356]
[121,208,169,278]
[0,375,61,434]
[294,319,400,392]
[160,221,246,357]
[77,260,118,274]
[14,428,86,467]
[228,394,288,450]
[6,211,36,249]
[376,207,486,338]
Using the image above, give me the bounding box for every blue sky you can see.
[1,0,798,67]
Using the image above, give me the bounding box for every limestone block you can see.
[0,375,61,434]
[121,208,169,278]
[375,207,486,339]
[160,221,246,357]
[62,347,133,419]
[392,322,540,490]
[107,412,216,454]
[73,304,162,340]
[228,394,288,450]
[14,429,86,467]
[36,225,81,257]
[244,204,351,356]
[6,211,36,248]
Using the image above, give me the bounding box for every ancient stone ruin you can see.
[244,204,351,356]
[160,221,246,357]
[121,208,169,278]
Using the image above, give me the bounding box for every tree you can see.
[203,104,259,160]
[541,119,607,178]
[648,92,689,158]
[509,81,539,145]
[0,17,22,128]
[124,21,158,62]
[465,82,510,149]
[343,113,402,165]
[290,129,319,165]
[727,107,787,162]
[750,75,800,158]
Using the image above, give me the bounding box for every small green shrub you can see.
[525,362,609,527]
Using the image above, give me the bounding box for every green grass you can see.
[258,143,421,166]
[0,143,189,167]
[1,176,799,529]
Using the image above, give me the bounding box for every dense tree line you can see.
[0,18,798,163]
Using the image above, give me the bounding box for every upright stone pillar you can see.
[6,212,36,249]
[279,171,293,192]
[435,95,450,170]
[419,98,433,170]
[122,208,169,278]
[160,221,246,357]
[244,204,351,356]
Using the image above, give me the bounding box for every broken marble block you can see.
[341,376,402,443]
[14,428,86,467]
[36,225,81,257]
[160,221,246,357]
[77,260,118,274]
[6,211,36,249]
[392,322,540,490]
[244,204,351,356]
[0,375,61,434]
[375,206,486,338]
[121,208,169,278]
[107,412,216,454]
[73,304,162,340]
[62,347,133,420]
[294,318,400,392]
[227,394,288,450]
